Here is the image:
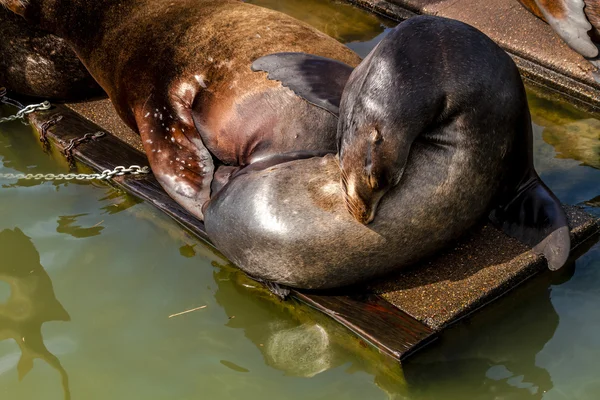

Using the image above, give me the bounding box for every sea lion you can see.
[0,7,103,101]
[1,0,360,220]
[204,16,571,289]
[518,0,600,72]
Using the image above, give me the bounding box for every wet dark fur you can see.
[204,16,570,289]
[2,0,360,219]
[0,6,103,100]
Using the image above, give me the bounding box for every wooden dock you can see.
[17,100,598,362]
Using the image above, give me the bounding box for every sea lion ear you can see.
[252,52,354,116]
[489,173,571,271]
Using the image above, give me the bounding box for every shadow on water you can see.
[0,228,71,400]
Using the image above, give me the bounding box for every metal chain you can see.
[0,165,151,181]
[0,92,152,181]
[39,113,64,145]
[63,131,106,166]
[0,100,51,123]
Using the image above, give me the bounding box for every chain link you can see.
[0,101,51,123]
[0,94,152,181]
[0,165,151,181]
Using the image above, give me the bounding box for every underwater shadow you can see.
[0,228,71,400]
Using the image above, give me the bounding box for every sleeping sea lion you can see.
[0,7,102,101]
[0,0,360,220]
[203,16,570,289]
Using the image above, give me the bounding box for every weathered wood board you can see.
[12,100,596,362]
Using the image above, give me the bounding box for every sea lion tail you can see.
[489,172,571,271]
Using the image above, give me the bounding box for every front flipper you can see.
[135,110,214,221]
[252,52,354,116]
[489,173,571,271]
[534,0,598,58]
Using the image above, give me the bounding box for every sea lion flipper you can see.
[533,0,598,58]
[135,110,214,221]
[251,52,354,116]
[490,174,571,271]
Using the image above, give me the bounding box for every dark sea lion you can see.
[1,0,360,220]
[518,0,600,72]
[204,16,571,289]
[0,7,102,101]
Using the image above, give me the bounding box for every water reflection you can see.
[403,271,561,399]
[56,214,105,238]
[0,107,141,225]
[246,0,394,43]
[98,189,142,215]
[0,228,71,399]
[211,262,408,397]
[585,195,600,207]
[528,92,600,171]
[0,106,69,187]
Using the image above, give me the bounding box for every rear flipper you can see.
[533,0,598,59]
[489,174,571,271]
[135,108,214,221]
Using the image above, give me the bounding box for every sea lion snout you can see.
[340,163,387,225]
[339,120,400,224]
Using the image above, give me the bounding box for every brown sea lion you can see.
[1,0,360,220]
[0,7,103,101]
[204,16,570,289]
[518,0,600,72]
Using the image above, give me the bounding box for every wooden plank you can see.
[25,104,433,362]
[293,292,436,361]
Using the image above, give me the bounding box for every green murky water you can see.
[1,0,599,399]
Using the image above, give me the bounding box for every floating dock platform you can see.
[19,100,598,361]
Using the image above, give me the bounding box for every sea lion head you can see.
[337,42,406,225]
